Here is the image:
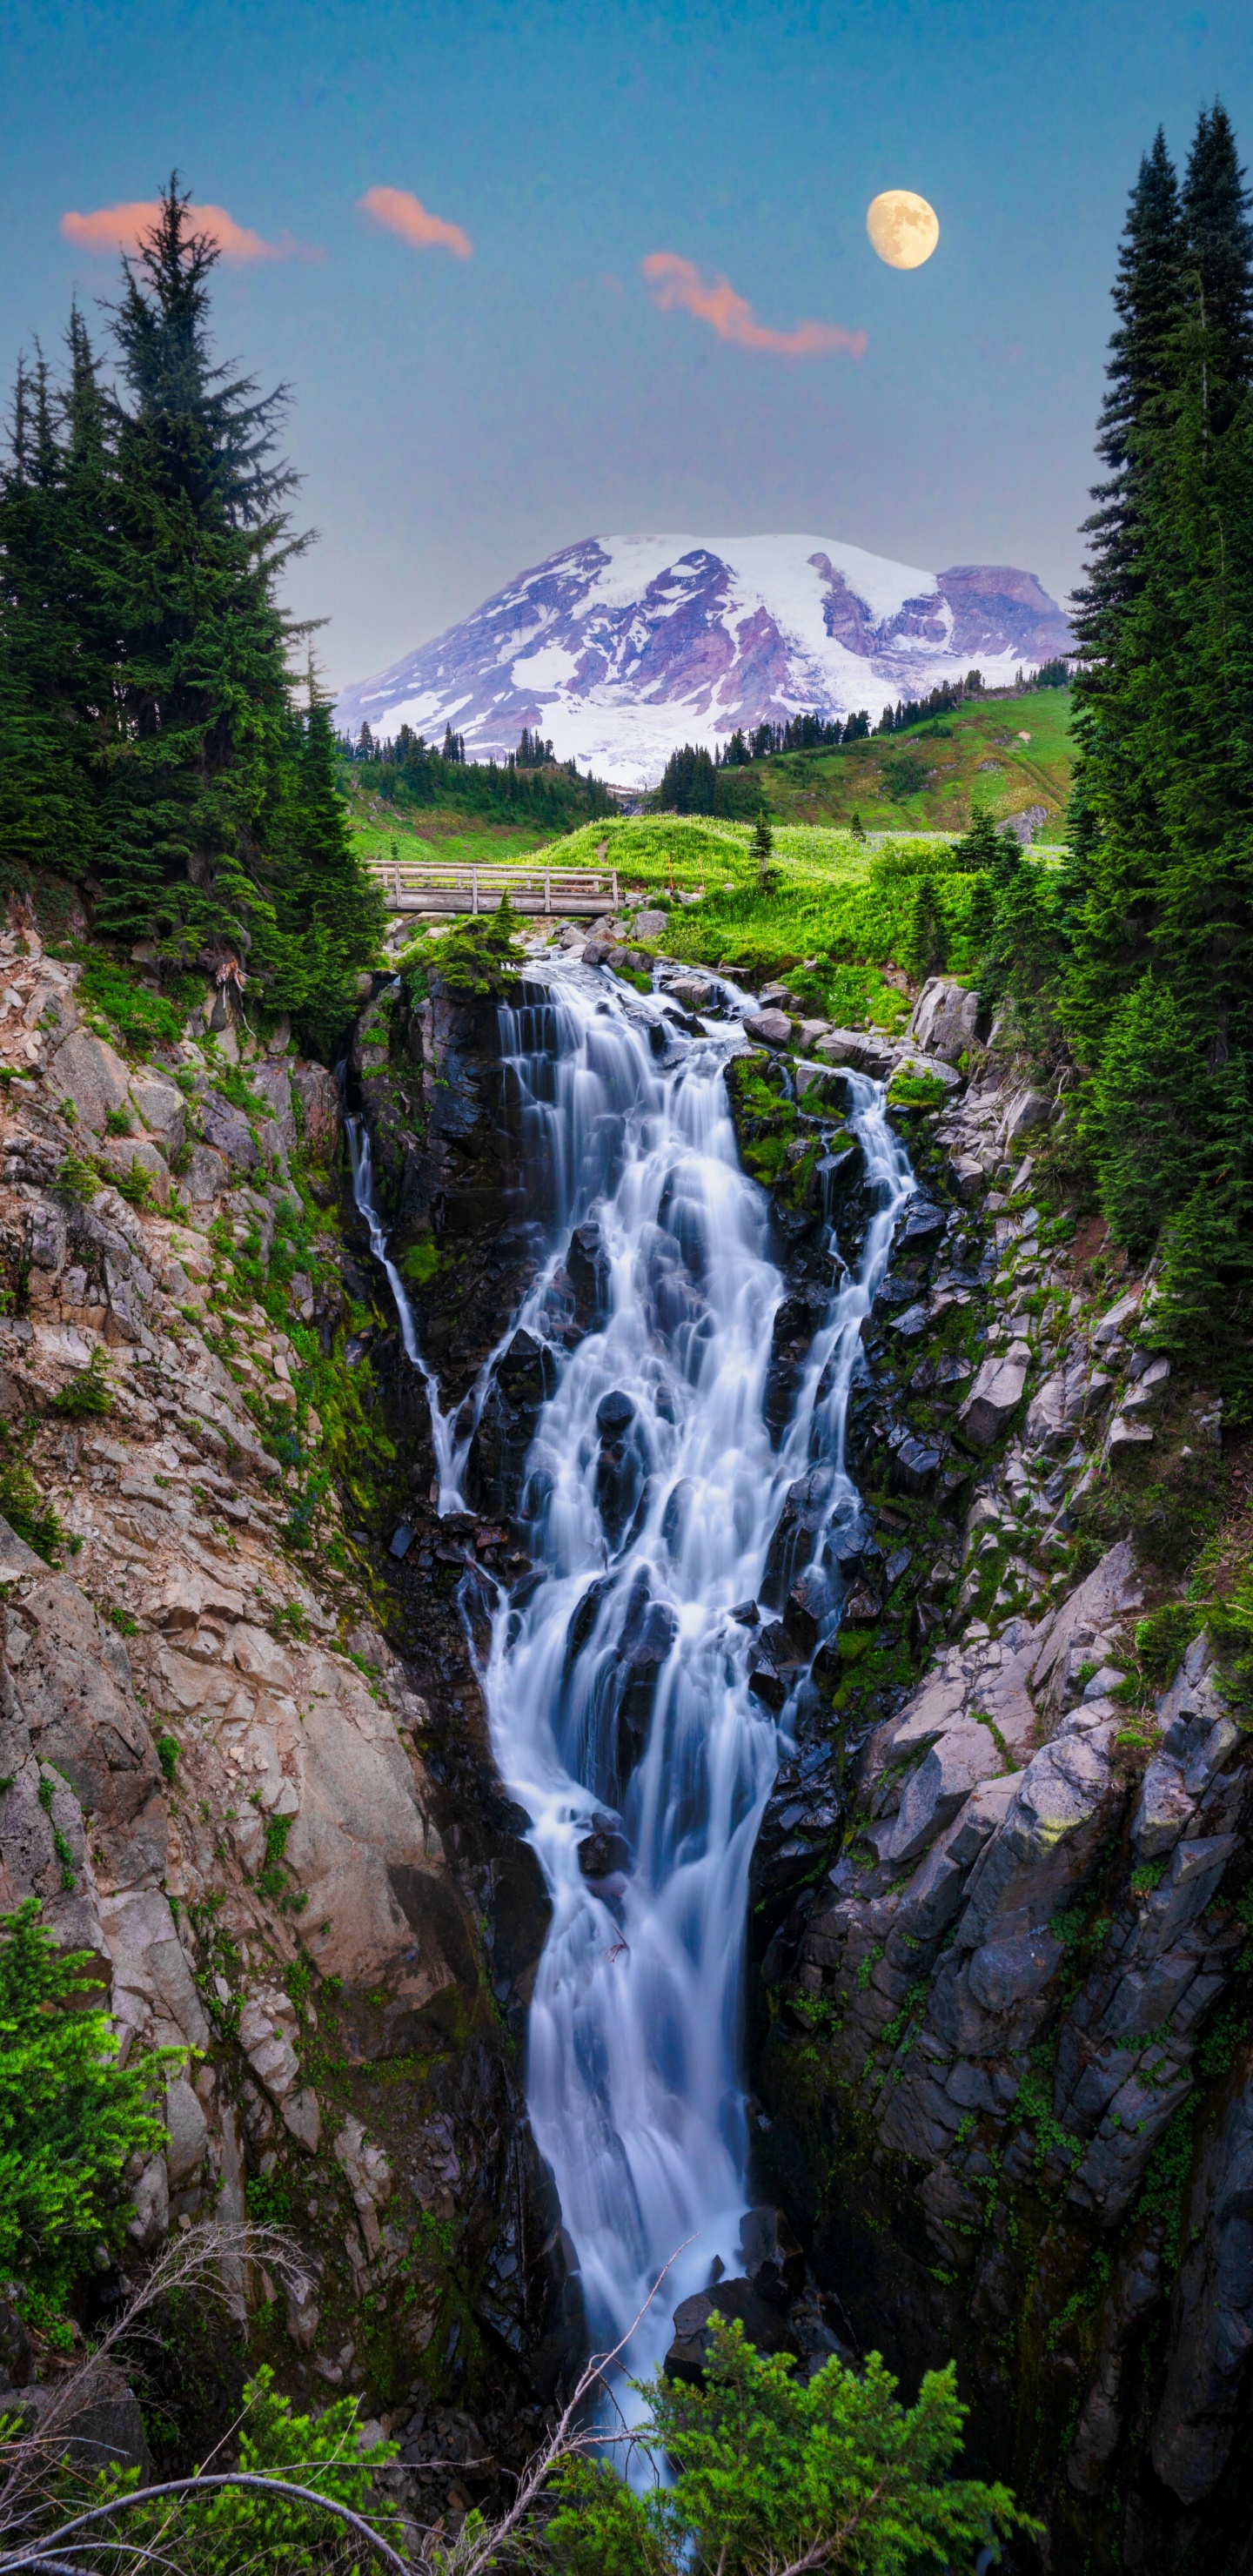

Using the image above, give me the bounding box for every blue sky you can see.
[2,0,1250,688]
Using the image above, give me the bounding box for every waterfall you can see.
[348,963,915,2384]
[482,971,915,2378]
[345,1111,466,1508]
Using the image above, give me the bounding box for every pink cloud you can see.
[358,186,472,258]
[641,252,866,359]
[60,200,298,263]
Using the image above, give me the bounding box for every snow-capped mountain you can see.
[336,533,1074,791]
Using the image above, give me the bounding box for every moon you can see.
[867,190,940,270]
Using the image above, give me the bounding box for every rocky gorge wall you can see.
[5,902,1253,2575]
[726,977,1253,2576]
[0,918,572,2520]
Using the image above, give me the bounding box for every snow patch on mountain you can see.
[336,533,1073,791]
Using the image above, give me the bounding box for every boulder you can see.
[883,1722,1003,1867]
[333,2114,393,2257]
[128,1071,185,1150]
[1024,1360,1090,1454]
[1129,1756,1194,1859]
[666,2278,799,2383]
[51,1030,131,1135]
[1108,1414,1154,1463]
[1030,1540,1144,1723]
[164,2076,210,2188]
[128,2151,170,2251]
[15,2358,151,2482]
[249,1059,298,1153]
[743,1009,792,1048]
[1092,1285,1143,1347]
[893,1050,963,1090]
[957,1351,1029,1447]
[667,975,715,1011]
[196,1088,258,1173]
[633,910,667,941]
[908,978,982,1059]
[814,1029,895,1077]
[183,1143,230,1207]
[1002,1086,1052,1147]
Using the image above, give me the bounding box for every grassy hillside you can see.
[534,815,1029,1030]
[751,685,1075,836]
[338,764,553,870]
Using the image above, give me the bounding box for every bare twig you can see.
[0,2223,304,2535]
[0,2475,410,2576]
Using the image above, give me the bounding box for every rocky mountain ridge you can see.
[335,534,1074,789]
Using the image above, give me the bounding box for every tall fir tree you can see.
[0,178,384,1050]
[1064,104,1253,1371]
[96,178,305,964]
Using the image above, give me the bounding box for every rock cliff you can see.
[0,918,569,2504]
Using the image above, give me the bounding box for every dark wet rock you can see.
[747,1620,807,1711]
[666,2277,801,2382]
[578,1821,631,1878]
[740,2204,807,2304]
[594,1392,646,1548]
[465,1330,558,1519]
[895,1201,948,1253]
[0,2298,32,2389]
[565,1221,611,1338]
[761,1466,835,1608]
[888,1432,944,1498]
[1150,2063,1253,2504]
[660,1477,694,1554]
[764,1286,833,1442]
[13,2358,151,2482]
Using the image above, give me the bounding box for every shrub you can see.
[399,893,526,999]
[51,1347,112,1419]
[0,1435,65,1560]
[81,2367,402,2576]
[0,1900,171,2308]
[115,1157,156,1210]
[54,1151,99,1204]
[888,1069,950,1115]
[545,2317,1034,2576]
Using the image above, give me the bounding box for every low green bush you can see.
[0,1901,172,2315]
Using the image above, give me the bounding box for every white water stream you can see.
[352,964,914,2383]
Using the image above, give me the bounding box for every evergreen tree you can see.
[1031,106,1253,1374]
[1070,132,1184,683]
[276,689,387,1052]
[0,180,385,1050]
[752,811,776,891]
[96,178,306,963]
[0,330,111,884]
[905,877,948,984]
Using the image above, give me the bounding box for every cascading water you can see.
[345,1110,466,1508]
[350,963,915,2385]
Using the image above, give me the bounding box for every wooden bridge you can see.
[367,856,622,921]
